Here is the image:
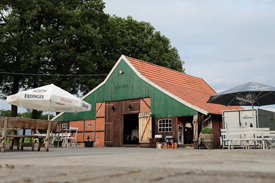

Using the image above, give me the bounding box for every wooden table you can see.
[0,117,57,152]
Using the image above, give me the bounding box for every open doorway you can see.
[178,117,194,144]
[123,114,139,144]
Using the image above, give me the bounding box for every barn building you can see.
[53,55,241,148]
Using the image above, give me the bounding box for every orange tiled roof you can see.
[125,56,242,115]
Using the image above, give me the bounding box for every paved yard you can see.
[1,147,275,183]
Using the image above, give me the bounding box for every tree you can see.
[0,0,109,116]
[105,16,184,72]
[0,1,184,117]
[0,109,54,120]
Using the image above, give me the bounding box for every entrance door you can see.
[105,101,122,147]
[138,112,152,143]
[177,119,184,145]
[123,114,139,144]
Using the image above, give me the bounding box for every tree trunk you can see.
[32,110,41,119]
[10,76,19,117]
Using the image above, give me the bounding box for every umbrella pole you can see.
[252,101,255,128]
[48,111,50,121]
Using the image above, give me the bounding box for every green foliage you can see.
[0,1,185,116]
[0,109,55,120]
[0,0,109,116]
[6,137,31,143]
[0,109,11,117]
[250,123,253,127]
[87,135,91,141]
[105,16,184,73]
[201,127,212,134]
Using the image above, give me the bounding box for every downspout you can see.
[202,115,211,129]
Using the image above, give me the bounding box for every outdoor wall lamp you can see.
[119,70,123,74]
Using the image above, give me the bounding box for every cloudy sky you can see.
[1,0,275,113]
[103,0,275,111]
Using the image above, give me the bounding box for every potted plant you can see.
[84,135,94,147]
[199,127,213,149]
[250,123,253,128]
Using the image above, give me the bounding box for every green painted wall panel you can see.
[56,59,197,121]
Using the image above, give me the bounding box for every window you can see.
[158,119,172,132]
[62,123,68,129]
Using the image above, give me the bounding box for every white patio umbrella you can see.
[6,84,91,120]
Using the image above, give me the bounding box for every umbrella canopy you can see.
[207,81,275,107]
[6,84,91,114]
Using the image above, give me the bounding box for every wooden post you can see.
[37,138,41,151]
[21,129,25,150]
[16,137,20,150]
[31,129,34,151]
[83,120,85,144]
[94,120,96,144]
[1,117,7,152]
[9,130,15,149]
[45,121,51,151]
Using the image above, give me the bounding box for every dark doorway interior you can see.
[179,116,194,144]
[184,120,193,144]
[123,114,139,144]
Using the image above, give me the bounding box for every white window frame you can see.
[158,119,172,132]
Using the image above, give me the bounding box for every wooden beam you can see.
[0,117,57,130]
[1,118,7,152]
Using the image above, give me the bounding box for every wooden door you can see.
[105,101,122,147]
[105,102,115,146]
[138,112,152,143]
[193,114,198,141]
[122,99,140,115]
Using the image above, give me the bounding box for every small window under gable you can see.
[158,119,172,132]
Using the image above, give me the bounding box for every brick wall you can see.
[202,115,221,149]
[212,115,221,148]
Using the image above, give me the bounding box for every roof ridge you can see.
[150,78,216,95]
[125,55,203,80]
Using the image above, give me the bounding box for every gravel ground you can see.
[0,147,275,183]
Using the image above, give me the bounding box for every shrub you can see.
[202,127,212,134]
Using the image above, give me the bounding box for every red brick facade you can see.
[202,114,221,149]
[65,98,222,148]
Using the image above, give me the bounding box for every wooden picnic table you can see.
[0,117,57,152]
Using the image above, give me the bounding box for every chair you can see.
[69,127,78,148]
[61,127,78,148]
[265,137,275,149]
[61,133,71,148]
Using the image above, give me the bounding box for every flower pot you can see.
[84,141,94,147]
[199,134,213,149]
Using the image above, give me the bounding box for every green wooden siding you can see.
[56,59,197,121]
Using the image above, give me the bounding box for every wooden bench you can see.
[221,128,275,149]
[0,117,57,152]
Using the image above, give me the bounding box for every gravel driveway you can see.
[1,147,275,183]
